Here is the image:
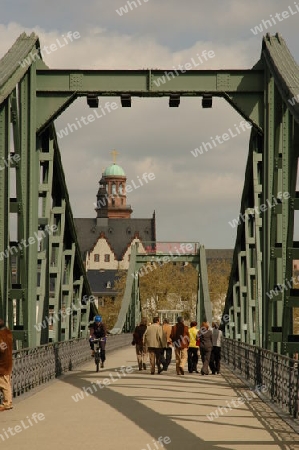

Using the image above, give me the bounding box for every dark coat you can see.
[90,322,107,339]
[133,323,147,346]
[200,329,213,350]
[0,327,13,375]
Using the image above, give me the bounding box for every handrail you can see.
[222,338,299,419]
[11,334,131,398]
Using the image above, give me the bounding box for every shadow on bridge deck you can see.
[2,345,299,450]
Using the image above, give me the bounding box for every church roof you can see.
[74,216,156,260]
[103,163,125,177]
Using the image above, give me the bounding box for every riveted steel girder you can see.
[223,34,299,355]
[35,69,264,133]
[0,47,96,347]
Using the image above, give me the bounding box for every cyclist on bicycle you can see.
[89,315,107,368]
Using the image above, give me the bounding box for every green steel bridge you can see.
[0,33,299,355]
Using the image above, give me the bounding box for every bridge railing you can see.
[222,338,299,419]
[12,334,131,398]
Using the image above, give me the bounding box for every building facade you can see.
[74,161,156,305]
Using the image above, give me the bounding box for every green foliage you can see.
[207,258,232,319]
[97,271,126,329]
[139,262,198,320]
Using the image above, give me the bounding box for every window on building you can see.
[106,281,111,288]
[94,254,100,262]
[104,254,110,262]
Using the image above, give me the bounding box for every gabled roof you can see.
[74,215,155,260]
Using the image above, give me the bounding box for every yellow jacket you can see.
[189,326,199,348]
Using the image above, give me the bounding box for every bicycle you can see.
[91,338,106,372]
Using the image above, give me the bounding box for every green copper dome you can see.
[103,163,125,176]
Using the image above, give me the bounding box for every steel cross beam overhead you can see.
[0,32,299,353]
[35,68,264,133]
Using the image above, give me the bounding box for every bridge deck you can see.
[3,346,299,449]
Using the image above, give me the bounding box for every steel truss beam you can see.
[223,35,299,355]
[0,71,95,348]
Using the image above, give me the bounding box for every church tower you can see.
[95,152,133,219]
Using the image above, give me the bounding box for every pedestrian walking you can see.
[0,318,13,411]
[199,321,213,375]
[162,318,172,369]
[188,321,199,373]
[209,322,223,374]
[132,317,148,370]
[170,316,189,375]
[143,317,167,375]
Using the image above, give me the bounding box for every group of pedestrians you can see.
[132,316,222,375]
[0,314,222,413]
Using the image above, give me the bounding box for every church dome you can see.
[103,163,125,177]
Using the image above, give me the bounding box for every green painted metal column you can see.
[0,99,10,322]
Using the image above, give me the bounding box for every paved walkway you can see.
[2,345,299,450]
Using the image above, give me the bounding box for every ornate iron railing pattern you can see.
[12,334,132,397]
[222,338,299,419]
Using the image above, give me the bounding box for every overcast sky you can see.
[1,1,299,248]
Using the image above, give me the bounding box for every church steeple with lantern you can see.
[95,150,133,219]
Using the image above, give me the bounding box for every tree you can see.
[207,259,232,320]
[97,296,121,330]
[97,271,125,329]
[139,262,198,320]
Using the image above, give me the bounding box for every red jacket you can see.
[170,323,190,349]
[0,327,13,375]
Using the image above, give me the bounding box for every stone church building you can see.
[74,160,156,305]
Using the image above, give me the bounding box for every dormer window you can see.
[106,281,112,289]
